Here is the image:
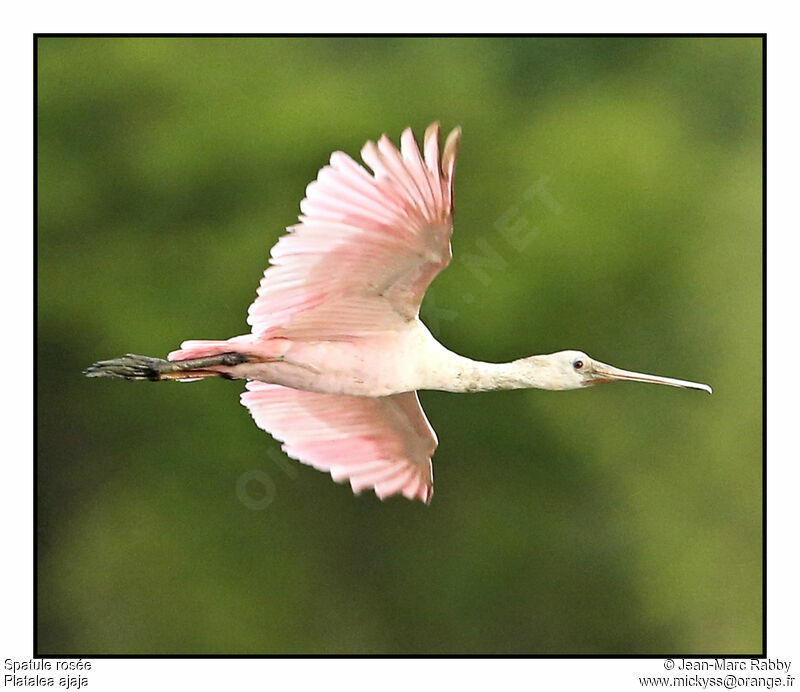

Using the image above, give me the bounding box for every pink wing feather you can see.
[241,383,437,504]
[237,124,460,503]
[247,122,461,339]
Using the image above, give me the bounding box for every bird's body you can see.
[87,123,711,504]
[172,321,443,398]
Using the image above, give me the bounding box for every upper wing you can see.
[241,382,437,503]
[247,123,461,339]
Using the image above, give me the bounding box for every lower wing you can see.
[240,383,437,503]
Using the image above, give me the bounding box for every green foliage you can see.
[37,36,762,654]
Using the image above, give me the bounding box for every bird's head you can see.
[522,350,712,393]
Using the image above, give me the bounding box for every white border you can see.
[8,4,796,690]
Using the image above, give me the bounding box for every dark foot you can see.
[84,351,252,381]
[84,354,168,381]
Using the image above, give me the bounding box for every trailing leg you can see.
[84,352,252,381]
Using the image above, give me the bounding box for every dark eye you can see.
[573,360,584,370]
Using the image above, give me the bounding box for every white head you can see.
[522,350,712,393]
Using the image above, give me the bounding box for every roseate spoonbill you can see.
[86,123,711,504]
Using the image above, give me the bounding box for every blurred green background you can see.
[37,37,762,655]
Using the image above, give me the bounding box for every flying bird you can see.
[86,123,711,504]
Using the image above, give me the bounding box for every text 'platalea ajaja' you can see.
[86,123,711,504]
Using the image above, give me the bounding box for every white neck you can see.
[412,321,568,393]
[421,349,557,393]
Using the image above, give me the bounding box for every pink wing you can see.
[247,122,461,339]
[241,382,437,503]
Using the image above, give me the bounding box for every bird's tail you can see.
[84,352,251,381]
